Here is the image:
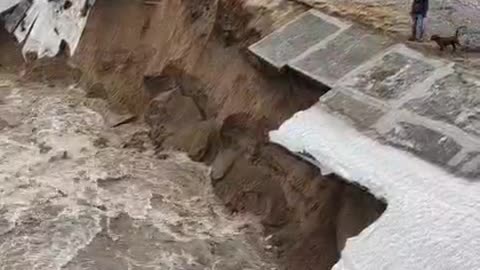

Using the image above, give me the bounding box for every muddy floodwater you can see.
[0,75,276,270]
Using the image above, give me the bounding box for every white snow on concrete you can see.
[0,0,22,13]
[21,0,92,58]
[13,1,40,43]
[4,0,94,58]
[270,103,480,270]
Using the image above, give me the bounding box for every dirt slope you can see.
[73,0,387,269]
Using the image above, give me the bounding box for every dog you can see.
[430,26,467,52]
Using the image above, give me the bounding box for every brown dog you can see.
[430,26,467,52]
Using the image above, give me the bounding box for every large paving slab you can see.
[322,90,386,130]
[249,9,393,87]
[384,121,463,165]
[248,10,350,69]
[250,9,480,178]
[289,26,392,87]
[318,44,480,178]
[402,69,480,137]
[337,50,437,101]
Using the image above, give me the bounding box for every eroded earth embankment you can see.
[0,0,386,269]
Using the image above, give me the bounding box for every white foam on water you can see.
[0,77,274,270]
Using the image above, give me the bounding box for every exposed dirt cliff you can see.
[0,27,22,72]
[0,1,386,269]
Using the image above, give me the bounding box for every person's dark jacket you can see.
[411,0,429,16]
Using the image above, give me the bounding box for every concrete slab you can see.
[323,89,386,130]
[3,0,31,33]
[0,0,22,14]
[321,45,480,177]
[11,0,94,58]
[289,26,392,87]
[248,10,348,69]
[338,49,436,101]
[455,152,480,179]
[403,71,480,137]
[383,122,462,166]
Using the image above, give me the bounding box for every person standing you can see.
[409,0,429,41]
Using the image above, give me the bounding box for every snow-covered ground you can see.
[271,104,480,270]
[1,0,94,58]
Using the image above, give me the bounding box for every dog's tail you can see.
[456,26,467,38]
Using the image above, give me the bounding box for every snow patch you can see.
[2,0,94,58]
[270,103,480,270]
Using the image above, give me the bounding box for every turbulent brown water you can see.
[0,74,276,270]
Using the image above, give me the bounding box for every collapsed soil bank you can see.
[1,1,387,269]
